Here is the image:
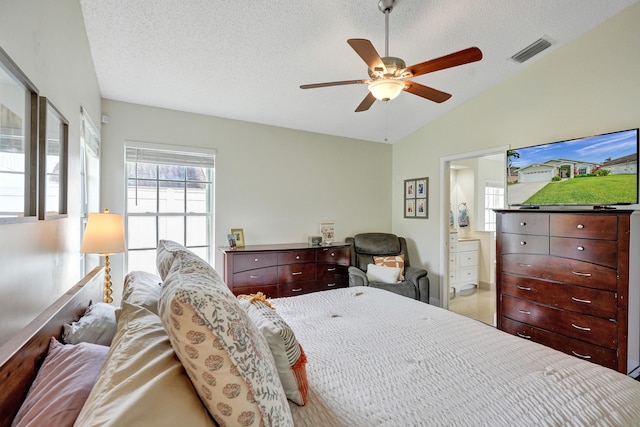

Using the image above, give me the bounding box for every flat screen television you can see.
[506,128,639,208]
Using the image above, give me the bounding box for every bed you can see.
[2,244,640,427]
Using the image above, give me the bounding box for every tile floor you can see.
[448,287,496,327]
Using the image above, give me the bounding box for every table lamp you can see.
[80,209,126,304]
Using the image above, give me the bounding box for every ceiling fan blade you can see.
[300,79,368,89]
[404,81,452,103]
[347,39,387,73]
[355,92,376,112]
[404,47,482,78]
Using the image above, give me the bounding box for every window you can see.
[483,180,504,232]
[125,143,215,274]
[80,108,100,275]
[0,46,38,222]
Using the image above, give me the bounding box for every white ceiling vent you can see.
[511,37,553,63]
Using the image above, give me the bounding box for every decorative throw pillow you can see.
[156,239,197,280]
[366,263,402,284]
[374,254,405,279]
[158,250,293,427]
[62,302,117,346]
[12,338,108,427]
[122,270,163,314]
[238,294,309,405]
[74,302,216,427]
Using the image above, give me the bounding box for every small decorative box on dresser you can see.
[495,209,632,373]
[220,243,350,298]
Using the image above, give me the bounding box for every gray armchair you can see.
[346,233,429,303]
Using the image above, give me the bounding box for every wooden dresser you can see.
[220,243,350,298]
[495,209,632,373]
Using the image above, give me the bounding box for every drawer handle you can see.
[254,258,259,262]
[327,283,336,287]
[517,263,532,267]
[571,351,592,360]
[571,297,592,304]
[520,241,527,246]
[571,271,592,277]
[296,255,300,260]
[327,267,336,272]
[577,224,584,229]
[516,332,531,339]
[330,252,335,257]
[291,272,303,276]
[249,275,260,279]
[517,285,531,291]
[517,308,531,315]
[577,246,585,251]
[520,222,526,227]
[571,323,591,332]
[292,288,303,292]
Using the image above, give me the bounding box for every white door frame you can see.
[439,145,508,309]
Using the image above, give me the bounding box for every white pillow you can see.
[62,302,117,346]
[366,263,402,284]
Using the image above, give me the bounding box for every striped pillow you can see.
[374,254,405,279]
[238,295,309,406]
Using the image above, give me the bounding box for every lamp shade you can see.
[368,79,405,101]
[80,210,126,255]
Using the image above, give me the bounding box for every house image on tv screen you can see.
[517,154,637,183]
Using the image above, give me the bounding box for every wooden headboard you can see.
[0,266,104,427]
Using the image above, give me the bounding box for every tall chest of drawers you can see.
[495,210,632,373]
[221,243,350,298]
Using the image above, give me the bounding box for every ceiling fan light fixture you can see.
[368,78,405,101]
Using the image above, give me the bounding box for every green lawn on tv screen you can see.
[525,174,637,205]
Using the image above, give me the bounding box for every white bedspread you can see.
[274,287,640,427]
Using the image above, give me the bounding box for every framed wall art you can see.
[404,177,428,219]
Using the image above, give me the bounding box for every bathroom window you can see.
[483,180,504,231]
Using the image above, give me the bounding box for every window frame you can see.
[0,46,39,223]
[124,141,215,273]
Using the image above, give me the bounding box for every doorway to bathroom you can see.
[439,147,507,326]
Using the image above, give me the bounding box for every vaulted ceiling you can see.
[80,0,638,143]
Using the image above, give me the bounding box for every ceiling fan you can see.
[300,0,483,112]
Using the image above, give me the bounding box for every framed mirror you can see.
[38,97,68,219]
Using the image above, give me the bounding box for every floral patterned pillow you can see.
[156,239,196,280]
[158,250,293,427]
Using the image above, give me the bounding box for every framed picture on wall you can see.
[404,177,428,219]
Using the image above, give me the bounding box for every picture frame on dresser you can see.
[230,228,245,247]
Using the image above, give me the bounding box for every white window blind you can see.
[125,145,215,168]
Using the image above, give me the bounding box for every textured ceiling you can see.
[80,0,638,143]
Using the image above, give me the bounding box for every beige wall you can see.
[392,2,640,305]
[100,100,393,302]
[0,0,102,343]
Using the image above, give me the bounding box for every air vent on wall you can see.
[511,37,553,63]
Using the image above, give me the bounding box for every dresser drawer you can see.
[501,295,617,348]
[549,237,617,268]
[317,246,349,264]
[458,266,478,284]
[315,276,348,292]
[501,254,617,291]
[500,317,618,370]
[233,253,278,272]
[316,264,347,280]
[550,214,617,240]
[279,281,315,297]
[278,250,315,264]
[232,266,278,287]
[500,212,549,235]
[501,273,617,319]
[500,234,549,255]
[277,263,316,283]
[458,240,479,251]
